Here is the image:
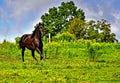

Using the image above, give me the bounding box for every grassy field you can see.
[0,40,120,83]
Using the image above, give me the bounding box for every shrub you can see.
[86,41,102,61]
[43,42,61,58]
[52,32,75,42]
[15,37,20,44]
[114,43,120,49]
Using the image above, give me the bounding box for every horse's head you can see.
[37,23,45,37]
[32,23,45,38]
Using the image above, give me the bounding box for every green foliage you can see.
[43,41,87,59]
[41,1,85,36]
[15,37,20,44]
[68,18,86,39]
[86,19,118,42]
[96,19,118,42]
[86,41,102,61]
[68,18,118,42]
[38,1,118,42]
[0,42,21,59]
[52,32,75,42]
[0,1,119,82]
[43,39,120,62]
[114,42,120,49]
[0,40,120,82]
[85,20,99,40]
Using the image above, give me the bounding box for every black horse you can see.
[19,23,45,62]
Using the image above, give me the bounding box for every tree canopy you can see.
[39,1,118,43]
[68,18,118,42]
[41,1,85,36]
[68,18,86,39]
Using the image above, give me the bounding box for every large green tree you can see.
[85,20,99,40]
[41,1,85,36]
[68,18,118,42]
[84,19,118,42]
[68,18,86,39]
[96,19,118,42]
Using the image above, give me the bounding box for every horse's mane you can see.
[31,23,44,38]
[31,27,40,38]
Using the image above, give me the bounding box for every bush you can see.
[52,32,75,42]
[0,41,21,58]
[86,40,102,61]
[43,42,61,58]
[15,37,20,44]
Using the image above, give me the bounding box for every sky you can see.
[0,0,120,42]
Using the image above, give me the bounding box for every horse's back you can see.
[19,34,31,49]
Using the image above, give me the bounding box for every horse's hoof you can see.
[40,56,43,60]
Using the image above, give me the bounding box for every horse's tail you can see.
[19,36,23,49]
[19,35,27,49]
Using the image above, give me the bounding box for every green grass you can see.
[0,40,120,82]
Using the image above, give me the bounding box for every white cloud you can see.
[5,0,49,22]
[113,12,120,20]
[75,0,120,40]
[0,7,7,22]
[23,18,42,35]
[111,12,120,40]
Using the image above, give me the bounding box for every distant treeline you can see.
[39,1,117,43]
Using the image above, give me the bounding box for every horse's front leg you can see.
[36,48,44,60]
[31,50,38,62]
[22,48,25,62]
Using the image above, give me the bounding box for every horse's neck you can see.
[34,31,41,40]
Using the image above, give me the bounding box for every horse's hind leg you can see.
[31,50,38,62]
[22,48,25,62]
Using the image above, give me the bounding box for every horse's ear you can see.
[42,23,44,27]
[38,22,44,29]
[38,22,43,26]
[40,22,44,25]
[39,22,41,25]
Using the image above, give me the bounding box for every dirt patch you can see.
[0,54,19,61]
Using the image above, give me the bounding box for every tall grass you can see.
[0,39,120,82]
[0,39,120,62]
[43,39,120,62]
